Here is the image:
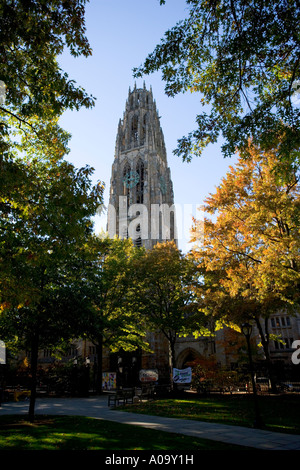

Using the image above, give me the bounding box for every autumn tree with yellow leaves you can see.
[191,144,300,386]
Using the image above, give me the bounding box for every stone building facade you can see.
[175,311,300,382]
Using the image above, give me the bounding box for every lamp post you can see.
[241,323,264,429]
[85,356,90,396]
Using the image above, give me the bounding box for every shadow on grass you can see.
[120,394,300,434]
[0,414,250,451]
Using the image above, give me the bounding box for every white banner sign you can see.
[173,367,192,384]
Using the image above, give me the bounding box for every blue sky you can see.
[58,0,238,252]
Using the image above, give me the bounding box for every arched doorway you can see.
[176,348,202,369]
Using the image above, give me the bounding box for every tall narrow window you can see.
[122,226,128,239]
[134,224,142,247]
[131,115,139,146]
[136,159,144,204]
[140,113,147,145]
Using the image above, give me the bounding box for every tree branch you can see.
[0,106,39,135]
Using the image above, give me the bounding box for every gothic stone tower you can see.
[107,83,176,249]
[106,84,175,383]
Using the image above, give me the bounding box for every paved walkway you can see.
[1,395,300,450]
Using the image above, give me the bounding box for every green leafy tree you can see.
[134,0,300,169]
[132,241,206,373]
[0,0,94,158]
[0,1,96,248]
[0,158,104,421]
[83,237,149,393]
[0,0,102,419]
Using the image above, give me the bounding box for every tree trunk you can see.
[255,316,277,393]
[170,338,177,390]
[170,341,176,371]
[28,332,39,422]
[95,336,103,394]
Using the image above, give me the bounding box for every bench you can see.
[3,387,31,402]
[108,388,134,407]
[13,389,31,402]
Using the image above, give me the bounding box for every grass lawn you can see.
[0,414,249,451]
[120,394,300,435]
[0,394,299,450]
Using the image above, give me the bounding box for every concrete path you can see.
[1,395,299,450]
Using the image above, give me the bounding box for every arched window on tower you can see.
[140,113,147,145]
[122,226,129,240]
[136,159,144,204]
[134,224,142,247]
[131,115,139,146]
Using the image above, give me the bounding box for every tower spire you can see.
[108,84,175,249]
